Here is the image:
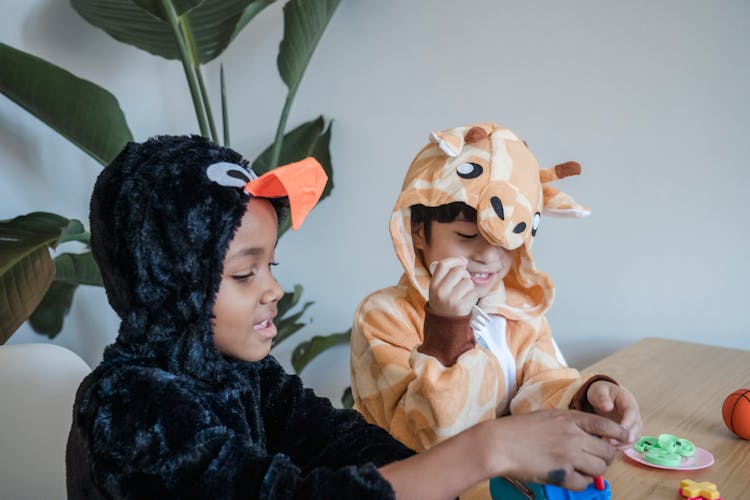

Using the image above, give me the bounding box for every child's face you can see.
[212,198,284,362]
[413,218,514,298]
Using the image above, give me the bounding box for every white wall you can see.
[3,0,749,406]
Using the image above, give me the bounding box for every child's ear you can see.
[411,221,427,251]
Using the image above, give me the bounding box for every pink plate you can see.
[624,447,714,471]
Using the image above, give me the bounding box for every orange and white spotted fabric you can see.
[350,122,595,456]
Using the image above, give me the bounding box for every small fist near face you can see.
[427,257,478,317]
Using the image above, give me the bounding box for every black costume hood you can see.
[91,135,286,385]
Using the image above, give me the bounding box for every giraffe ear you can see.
[430,124,491,156]
[430,128,464,157]
[540,162,591,217]
[542,185,591,217]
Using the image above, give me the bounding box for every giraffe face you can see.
[425,124,543,250]
[474,180,542,249]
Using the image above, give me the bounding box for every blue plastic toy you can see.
[544,480,611,500]
[489,478,546,499]
[488,477,611,500]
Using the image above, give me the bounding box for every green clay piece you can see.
[644,448,682,467]
[673,437,695,457]
[635,435,659,453]
[635,433,696,466]
[657,433,679,452]
[656,433,695,456]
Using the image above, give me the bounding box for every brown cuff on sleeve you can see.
[417,302,475,367]
[569,374,619,413]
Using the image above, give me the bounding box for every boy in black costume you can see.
[66,135,629,499]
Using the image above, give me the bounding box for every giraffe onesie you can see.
[350,122,615,464]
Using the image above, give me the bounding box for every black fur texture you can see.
[66,135,413,498]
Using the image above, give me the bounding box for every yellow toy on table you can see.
[678,479,721,500]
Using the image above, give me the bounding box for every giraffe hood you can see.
[390,122,590,320]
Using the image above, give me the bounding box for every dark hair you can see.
[410,202,477,244]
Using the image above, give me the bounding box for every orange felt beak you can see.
[243,157,328,230]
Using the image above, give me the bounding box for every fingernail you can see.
[429,261,438,273]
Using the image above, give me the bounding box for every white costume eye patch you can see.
[206,162,257,188]
[532,212,541,236]
[456,162,483,179]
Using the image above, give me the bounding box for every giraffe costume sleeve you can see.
[351,280,505,452]
[351,122,616,455]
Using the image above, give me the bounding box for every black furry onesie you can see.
[65,135,414,499]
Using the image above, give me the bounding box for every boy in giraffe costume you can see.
[350,122,641,495]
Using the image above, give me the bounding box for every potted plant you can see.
[0,0,351,401]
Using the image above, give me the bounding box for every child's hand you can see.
[586,381,642,447]
[483,409,628,491]
[379,409,627,498]
[427,257,478,317]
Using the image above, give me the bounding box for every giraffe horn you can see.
[539,161,581,183]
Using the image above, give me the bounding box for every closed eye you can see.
[456,232,478,239]
[234,260,277,280]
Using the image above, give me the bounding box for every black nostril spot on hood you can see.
[491,196,504,220]
[513,222,526,234]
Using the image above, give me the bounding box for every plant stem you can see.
[270,92,295,169]
[220,64,230,147]
[196,71,218,142]
[179,18,218,142]
[161,0,209,138]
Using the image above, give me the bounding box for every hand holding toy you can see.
[586,380,642,446]
[427,257,478,317]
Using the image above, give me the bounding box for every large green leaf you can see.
[0,43,132,166]
[72,0,276,63]
[58,219,91,245]
[230,0,277,41]
[277,0,341,95]
[0,248,54,344]
[26,251,103,338]
[310,120,333,200]
[268,0,339,171]
[53,252,103,286]
[276,283,303,316]
[0,213,72,343]
[27,281,77,338]
[291,329,350,373]
[131,0,202,19]
[251,116,333,234]
[272,299,313,348]
[271,285,310,348]
[252,116,331,174]
[0,213,71,278]
[341,386,353,409]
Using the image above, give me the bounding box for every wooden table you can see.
[582,337,750,499]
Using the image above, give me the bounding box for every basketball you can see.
[722,388,750,440]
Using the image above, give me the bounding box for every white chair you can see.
[0,343,90,500]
